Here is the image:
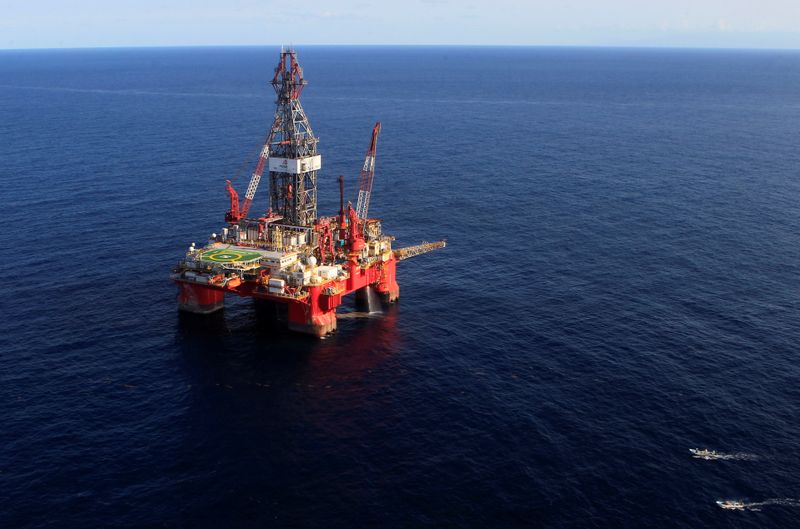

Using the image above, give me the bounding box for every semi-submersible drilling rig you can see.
[171,48,445,336]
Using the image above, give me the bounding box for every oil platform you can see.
[171,48,445,336]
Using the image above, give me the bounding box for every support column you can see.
[287,285,337,337]
[177,282,225,314]
[375,257,400,303]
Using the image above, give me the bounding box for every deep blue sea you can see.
[2,46,800,528]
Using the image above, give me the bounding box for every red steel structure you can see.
[355,122,381,222]
[172,48,444,337]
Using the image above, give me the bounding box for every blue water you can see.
[2,46,800,528]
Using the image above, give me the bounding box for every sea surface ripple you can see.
[1,46,800,528]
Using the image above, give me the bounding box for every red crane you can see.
[225,136,272,224]
[354,122,381,221]
[224,180,242,223]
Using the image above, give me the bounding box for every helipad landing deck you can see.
[197,245,266,264]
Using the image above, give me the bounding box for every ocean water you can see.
[2,46,800,528]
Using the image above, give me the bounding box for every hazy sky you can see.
[2,0,800,49]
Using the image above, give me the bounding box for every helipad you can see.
[198,246,266,264]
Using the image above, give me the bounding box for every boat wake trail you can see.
[717,498,800,511]
[689,448,759,461]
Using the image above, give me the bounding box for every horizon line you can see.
[3,43,800,53]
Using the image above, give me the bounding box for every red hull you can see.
[174,255,400,337]
[177,282,225,314]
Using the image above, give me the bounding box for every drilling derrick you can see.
[226,48,319,225]
[268,48,319,226]
[172,48,445,337]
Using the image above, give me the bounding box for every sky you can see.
[1,0,800,50]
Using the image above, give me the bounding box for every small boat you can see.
[716,500,747,510]
[690,448,720,459]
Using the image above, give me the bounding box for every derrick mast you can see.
[268,48,320,226]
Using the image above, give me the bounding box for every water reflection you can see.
[177,310,230,336]
[174,299,405,453]
[170,299,407,525]
[175,299,402,388]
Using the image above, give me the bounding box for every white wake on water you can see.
[717,498,800,511]
[689,448,759,461]
[337,311,380,319]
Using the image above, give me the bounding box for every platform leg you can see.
[286,286,338,337]
[375,257,400,303]
[287,302,337,337]
[177,282,225,314]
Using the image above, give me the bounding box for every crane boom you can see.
[224,128,273,224]
[224,180,240,223]
[355,122,381,220]
[239,136,273,219]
